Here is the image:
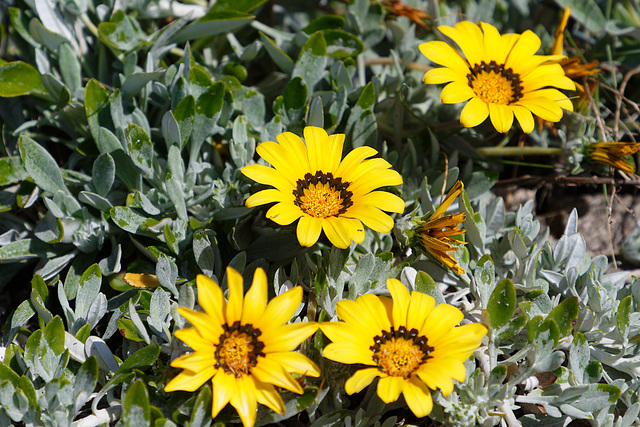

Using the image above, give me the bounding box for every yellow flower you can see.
[165,268,320,427]
[320,278,487,418]
[242,126,405,249]
[420,21,575,133]
[414,181,466,274]
[588,142,640,174]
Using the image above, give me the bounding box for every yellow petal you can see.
[521,65,576,91]
[304,126,330,173]
[353,191,405,213]
[403,377,433,418]
[345,368,383,394]
[416,358,466,396]
[265,352,321,377]
[319,321,373,348]
[241,164,293,193]
[377,376,405,403]
[229,375,258,427]
[531,88,574,111]
[296,216,323,247]
[505,29,541,69]
[340,217,366,245]
[326,133,345,173]
[261,322,318,353]
[406,292,436,332]
[225,267,245,325]
[254,381,285,414]
[552,7,572,56]
[439,21,485,66]
[347,158,399,187]
[441,81,475,104]
[252,357,303,394]
[419,303,463,342]
[171,350,216,372]
[459,97,489,128]
[358,294,393,333]
[349,168,403,197]
[423,67,463,84]
[256,140,305,184]
[196,274,226,325]
[429,323,488,360]
[177,307,223,339]
[431,180,463,220]
[242,268,267,325]
[164,366,216,392]
[276,131,311,173]
[334,146,379,181]
[245,189,293,207]
[322,342,375,365]
[517,96,563,122]
[488,103,514,133]
[211,371,236,418]
[257,286,303,331]
[480,22,508,64]
[419,40,470,76]
[174,328,214,351]
[387,278,410,329]
[334,297,387,339]
[511,105,535,134]
[322,216,353,249]
[266,202,304,226]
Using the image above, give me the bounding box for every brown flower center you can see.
[293,171,353,218]
[370,326,433,378]
[215,321,264,377]
[467,60,523,104]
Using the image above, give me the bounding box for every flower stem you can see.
[476,147,563,157]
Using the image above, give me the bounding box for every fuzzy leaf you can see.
[487,278,516,331]
[19,135,69,196]
[545,297,579,337]
[0,61,46,97]
[173,10,254,43]
[122,380,151,426]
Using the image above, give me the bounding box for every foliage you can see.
[0,0,639,426]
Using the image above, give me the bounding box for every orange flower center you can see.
[215,321,264,377]
[293,171,353,218]
[370,326,433,378]
[467,60,523,105]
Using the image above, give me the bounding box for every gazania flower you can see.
[242,126,404,249]
[165,268,320,427]
[320,278,487,418]
[588,142,640,174]
[420,21,575,133]
[413,181,466,274]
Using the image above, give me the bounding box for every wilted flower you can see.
[165,268,319,427]
[551,6,600,92]
[320,278,487,418]
[420,21,575,133]
[413,181,467,274]
[242,126,405,249]
[588,142,640,174]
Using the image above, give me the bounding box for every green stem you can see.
[476,146,563,157]
[80,13,98,38]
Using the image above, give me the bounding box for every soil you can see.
[494,181,640,282]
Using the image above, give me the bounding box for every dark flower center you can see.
[293,171,353,218]
[370,326,434,378]
[215,321,264,377]
[467,60,524,104]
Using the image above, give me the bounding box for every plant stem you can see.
[476,147,563,157]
